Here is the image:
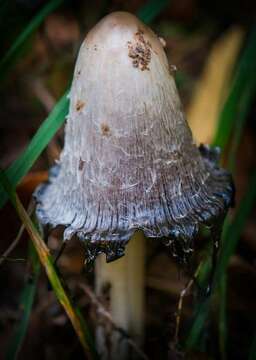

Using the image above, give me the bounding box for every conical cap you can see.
[35,12,233,260]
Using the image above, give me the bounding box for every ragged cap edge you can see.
[34,144,234,265]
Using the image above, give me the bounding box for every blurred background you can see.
[0,0,256,359]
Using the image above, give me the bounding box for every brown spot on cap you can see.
[76,100,85,111]
[79,158,85,171]
[127,29,152,71]
[101,123,111,136]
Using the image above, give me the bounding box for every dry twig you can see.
[174,263,203,345]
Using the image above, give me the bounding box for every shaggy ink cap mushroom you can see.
[34,12,234,264]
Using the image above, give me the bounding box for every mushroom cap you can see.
[35,12,234,261]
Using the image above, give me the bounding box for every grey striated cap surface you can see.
[34,12,234,262]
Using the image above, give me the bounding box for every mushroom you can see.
[34,11,234,359]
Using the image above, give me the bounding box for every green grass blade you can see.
[215,172,256,282]
[0,0,63,76]
[213,25,256,149]
[137,0,169,24]
[186,171,256,349]
[6,242,40,360]
[0,91,69,209]
[0,170,98,359]
[214,68,256,357]
[213,30,256,355]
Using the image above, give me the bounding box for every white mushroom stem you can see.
[95,231,146,359]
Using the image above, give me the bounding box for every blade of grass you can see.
[215,36,256,357]
[216,66,256,357]
[213,25,256,149]
[6,242,40,360]
[0,0,63,76]
[215,173,256,282]
[0,169,98,360]
[0,90,69,209]
[137,0,169,24]
[186,171,256,349]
